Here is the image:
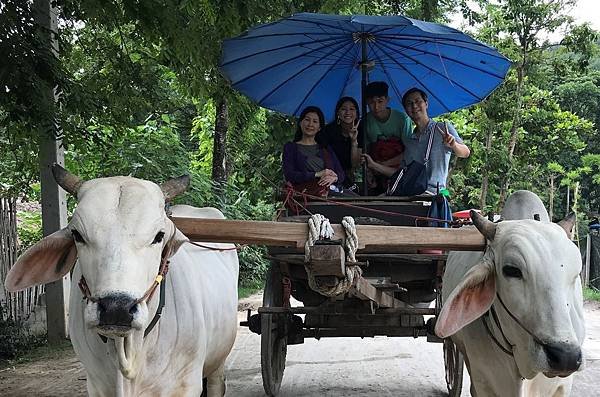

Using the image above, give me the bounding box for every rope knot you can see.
[304,214,362,297]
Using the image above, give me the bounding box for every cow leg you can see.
[205,363,226,397]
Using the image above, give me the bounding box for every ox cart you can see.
[175,194,485,396]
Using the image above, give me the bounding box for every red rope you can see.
[282,186,454,225]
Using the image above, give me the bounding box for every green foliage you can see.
[238,279,264,299]
[16,210,43,255]
[238,246,271,286]
[67,115,191,182]
[583,286,600,302]
[0,316,46,363]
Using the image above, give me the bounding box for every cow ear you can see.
[5,228,77,292]
[557,212,576,239]
[435,261,496,338]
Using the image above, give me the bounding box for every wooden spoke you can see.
[443,338,464,397]
[261,264,287,396]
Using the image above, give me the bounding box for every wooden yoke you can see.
[171,217,486,252]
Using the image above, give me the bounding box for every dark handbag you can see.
[387,123,437,196]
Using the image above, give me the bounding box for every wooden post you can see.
[584,234,591,287]
[566,184,570,214]
[35,0,70,342]
[549,174,554,221]
[572,182,579,249]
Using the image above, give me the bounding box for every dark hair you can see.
[365,81,388,99]
[334,96,360,121]
[294,106,325,142]
[402,87,428,108]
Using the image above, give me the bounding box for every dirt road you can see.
[1,299,599,396]
[226,300,600,397]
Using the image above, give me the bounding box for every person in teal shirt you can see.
[364,81,413,193]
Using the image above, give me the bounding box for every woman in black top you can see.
[319,97,364,189]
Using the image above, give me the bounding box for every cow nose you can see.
[97,294,138,327]
[543,342,582,372]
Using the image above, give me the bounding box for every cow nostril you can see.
[543,343,582,372]
[97,294,136,327]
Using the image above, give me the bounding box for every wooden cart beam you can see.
[172,217,486,251]
[349,277,406,308]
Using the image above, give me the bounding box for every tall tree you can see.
[495,0,574,207]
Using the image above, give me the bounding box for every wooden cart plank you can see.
[171,217,485,251]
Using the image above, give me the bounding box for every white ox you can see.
[5,165,239,397]
[436,190,585,397]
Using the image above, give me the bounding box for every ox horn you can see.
[471,210,497,241]
[160,175,190,202]
[51,164,84,197]
[557,212,576,239]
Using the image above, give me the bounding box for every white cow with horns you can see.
[5,165,239,397]
[436,190,585,396]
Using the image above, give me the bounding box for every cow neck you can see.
[77,248,172,342]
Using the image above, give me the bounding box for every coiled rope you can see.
[305,214,362,297]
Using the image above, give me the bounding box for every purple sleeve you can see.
[327,146,345,184]
[282,142,316,184]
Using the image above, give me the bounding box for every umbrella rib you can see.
[375,40,485,105]
[380,38,508,80]
[286,15,359,34]
[257,39,356,107]
[371,40,453,113]
[345,22,508,63]
[227,31,349,41]
[228,36,351,87]
[377,34,509,62]
[221,35,350,67]
[290,39,360,116]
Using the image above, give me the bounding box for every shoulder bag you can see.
[386,123,437,196]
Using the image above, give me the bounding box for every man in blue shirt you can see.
[402,87,470,193]
[362,87,470,194]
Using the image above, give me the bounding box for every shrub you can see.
[0,315,46,363]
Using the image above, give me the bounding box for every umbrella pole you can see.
[361,38,369,196]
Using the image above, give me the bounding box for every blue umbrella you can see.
[219,13,511,122]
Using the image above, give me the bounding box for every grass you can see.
[0,338,73,369]
[584,286,600,302]
[238,279,264,299]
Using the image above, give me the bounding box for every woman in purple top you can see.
[283,106,345,195]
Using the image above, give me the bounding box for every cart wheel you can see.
[261,264,287,396]
[443,338,464,397]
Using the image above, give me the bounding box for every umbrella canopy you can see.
[220,13,511,121]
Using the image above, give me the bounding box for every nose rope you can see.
[483,292,546,357]
[495,293,545,346]
[77,247,172,340]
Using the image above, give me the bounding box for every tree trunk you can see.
[479,129,494,210]
[421,0,438,21]
[498,62,525,209]
[212,98,229,187]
